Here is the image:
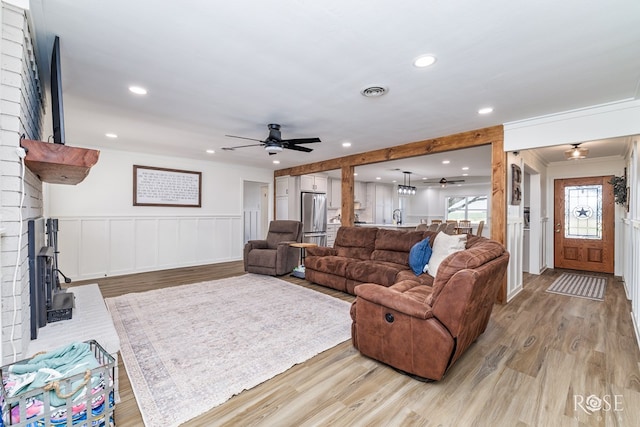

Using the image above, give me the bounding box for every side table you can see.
[289,242,318,278]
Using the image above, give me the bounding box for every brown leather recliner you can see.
[244,220,303,276]
[351,239,509,381]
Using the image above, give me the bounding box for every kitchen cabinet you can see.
[275,175,298,220]
[300,174,327,193]
[326,223,340,247]
[276,196,289,220]
[354,181,366,203]
[275,176,289,197]
[329,178,342,208]
[367,183,393,224]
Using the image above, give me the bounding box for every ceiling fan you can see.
[222,123,321,155]
[423,177,466,187]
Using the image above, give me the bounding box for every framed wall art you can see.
[133,165,202,207]
[511,163,522,205]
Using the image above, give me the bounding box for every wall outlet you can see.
[16,147,26,158]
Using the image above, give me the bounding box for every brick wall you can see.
[0,1,45,364]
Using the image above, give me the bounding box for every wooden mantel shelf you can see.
[21,139,100,185]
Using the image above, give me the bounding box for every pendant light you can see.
[397,171,416,195]
[564,143,588,160]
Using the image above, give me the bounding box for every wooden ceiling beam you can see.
[275,125,503,177]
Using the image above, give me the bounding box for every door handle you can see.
[555,223,561,233]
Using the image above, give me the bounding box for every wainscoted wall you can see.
[46,148,272,282]
[506,218,524,301]
[627,219,640,346]
[57,215,242,281]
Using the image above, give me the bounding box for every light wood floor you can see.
[72,264,640,426]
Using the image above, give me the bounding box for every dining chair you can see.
[443,222,457,235]
[457,220,472,235]
[476,220,485,237]
[431,219,442,225]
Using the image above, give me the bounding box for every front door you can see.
[553,176,614,273]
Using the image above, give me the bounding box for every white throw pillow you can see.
[425,232,467,277]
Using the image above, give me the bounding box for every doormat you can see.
[546,272,607,301]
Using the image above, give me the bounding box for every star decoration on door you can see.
[572,206,593,219]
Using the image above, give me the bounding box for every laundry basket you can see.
[0,340,115,427]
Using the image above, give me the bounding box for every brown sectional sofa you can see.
[305,227,434,294]
[304,225,510,381]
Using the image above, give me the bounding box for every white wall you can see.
[45,148,273,281]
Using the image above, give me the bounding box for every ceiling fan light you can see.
[265,145,283,153]
[564,144,588,160]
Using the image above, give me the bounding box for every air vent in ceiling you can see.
[360,85,388,97]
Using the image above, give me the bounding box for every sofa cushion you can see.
[426,232,467,277]
[304,255,357,277]
[346,260,407,287]
[371,229,425,265]
[396,269,435,287]
[335,226,378,260]
[409,237,432,275]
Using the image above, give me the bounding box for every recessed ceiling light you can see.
[376,177,382,180]
[272,160,280,164]
[206,149,215,154]
[462,173,469,176]
[462,166,469,170]
[354,173,358,176]
[342,142,352,148]
[129,85,148,95]
[105,133,118,139]
[422,177,427,180]
[413,55,437,68]
[478,107,493,115]
[442,160,450,164]
[392,180,397,183]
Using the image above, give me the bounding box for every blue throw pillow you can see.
[409,237,432,275]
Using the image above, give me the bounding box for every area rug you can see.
[105,274,352,426]
[545,272,607,301]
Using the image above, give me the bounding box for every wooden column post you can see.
[341,165,354,226]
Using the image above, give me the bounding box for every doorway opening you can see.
[243,181,270,243]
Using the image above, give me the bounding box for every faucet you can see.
[392,209,402,225]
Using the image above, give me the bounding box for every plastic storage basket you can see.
[0,340,115,427]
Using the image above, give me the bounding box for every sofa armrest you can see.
[246,240,268,250]
[355,283,434,319]
[306,246,337,257]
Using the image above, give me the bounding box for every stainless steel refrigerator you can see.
[301,192,327,246]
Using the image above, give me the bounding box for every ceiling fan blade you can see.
[285,144,313,153]
[224,134,264,142]
[221,143,265,151]
[282,137,321,144]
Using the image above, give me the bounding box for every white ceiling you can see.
[28,1,640,176]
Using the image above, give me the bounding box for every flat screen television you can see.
[51,35,65,145]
